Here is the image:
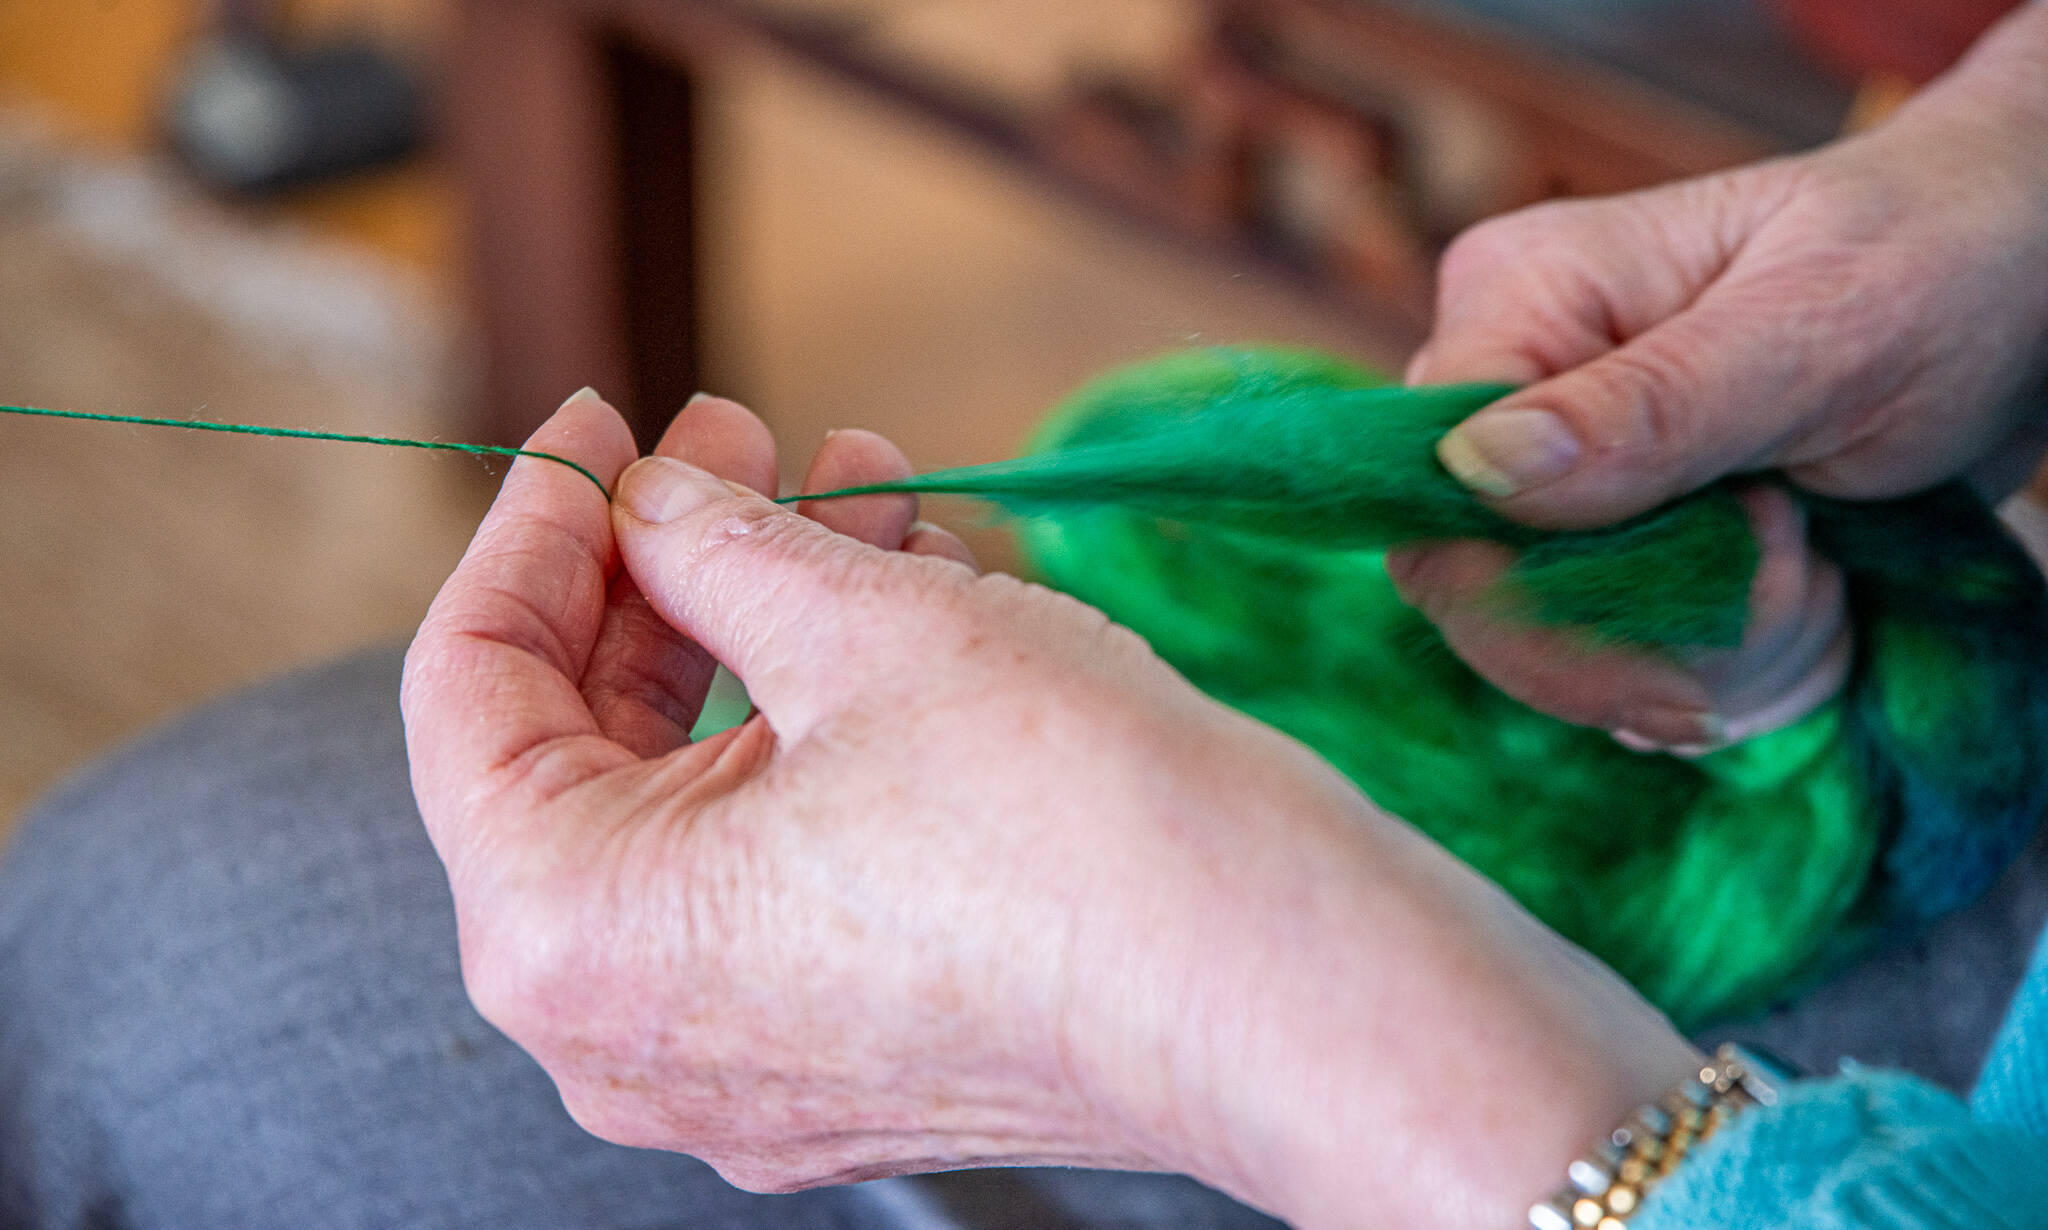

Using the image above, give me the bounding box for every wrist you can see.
[1886,3,2048,181]
[1132,774,1701,1229]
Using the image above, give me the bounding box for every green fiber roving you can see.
[800,346,2048,1027]
[13,353,2037,1029]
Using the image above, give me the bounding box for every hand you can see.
[1393,7,2048,745]
[1385,485,1852,751]
[402,391,1700,1230]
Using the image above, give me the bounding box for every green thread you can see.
[0,404,612,498]
[774,489,878,505]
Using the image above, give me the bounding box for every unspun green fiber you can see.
[798,346,2048,1027]
[12,351,2043,1029]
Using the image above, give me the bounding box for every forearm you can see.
[1892,2,2048,175]
[1823,0,2048,478]
[1145,780,1701,1230]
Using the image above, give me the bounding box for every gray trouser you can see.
[0,649,1281,1230]
[2,649,2044,1228]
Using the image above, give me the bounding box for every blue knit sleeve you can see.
[1973,918,2048,1137]
[1628,1070,2048,1229]
[1628,924,2048,1230]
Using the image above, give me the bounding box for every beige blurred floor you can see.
[0,125,491,829]
[702,55,1392,557]
[0,28,1396,838]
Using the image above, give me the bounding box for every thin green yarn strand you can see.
[0,404,613,498]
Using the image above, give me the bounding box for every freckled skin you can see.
[1396,12,2048,748]
[401,13,2048,1222]
[405,394,1699,1229]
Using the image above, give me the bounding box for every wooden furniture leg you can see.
[607,34,702,450]
[448,0,700,448]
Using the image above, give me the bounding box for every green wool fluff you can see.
[801,347,2048,1028]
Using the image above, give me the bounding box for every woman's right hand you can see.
[1390,3,2048,747]
[402,392,1701,1230]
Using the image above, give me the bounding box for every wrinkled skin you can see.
[398,9,2048,1228]
[1394,10,2048,750]
[402,393,1696,1230]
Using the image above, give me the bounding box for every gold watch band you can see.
[1527,1043,1789,1230]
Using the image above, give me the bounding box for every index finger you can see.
[402,391,641,856]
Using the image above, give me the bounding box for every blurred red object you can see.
[1772,0,2019,83]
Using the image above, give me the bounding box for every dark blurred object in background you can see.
[165,0,424,196]
[1773,0,2019,84]
[1042,0,1822,329]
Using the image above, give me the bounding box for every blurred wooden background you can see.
[0,0,455,271]
[0,0,1376,830]
[0,0,1993,832]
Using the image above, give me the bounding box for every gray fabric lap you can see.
[11,643,2036,1227]
[0,647,1275,1230]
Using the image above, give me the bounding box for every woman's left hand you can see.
[1384,483,1852,753]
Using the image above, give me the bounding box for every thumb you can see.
[611,456,931,738]
[1433,292,1816,529]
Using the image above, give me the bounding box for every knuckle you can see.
[1069,609,1157,674]
[1582,341,1708,463]
[838,551,981,643]
[457,908,577,1047]
[967,573,1147,656]
[678,499,813,574]
[396,635,447,717]
[884,571,1166,709]
[1439,212,1541,290]
[710,1158,804,1195]
[459,943,530,1040]
[1448,199,1597,270]
[557,1087,675,1152]
[926,569,1040,636]
[1437,223,1499,287]
[458,944,533,1040]
[961,568,1039,609]
[1434,202,1631,377]
[556,1085,624,1140]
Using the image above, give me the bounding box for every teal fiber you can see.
[1804,491,2048,920]
[801,346,2048,1027]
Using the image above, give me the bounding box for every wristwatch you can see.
[1528,1043,1793,1230]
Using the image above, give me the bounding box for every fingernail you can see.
[1381,547,1422,587]
[1437,408,1581,497]
[1612,712,1726,757]
[617,456,731,523]
[685,392,715,407]
[1698,712,1728,745]
[561,387,603,409]
[1611,728,1664,754]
